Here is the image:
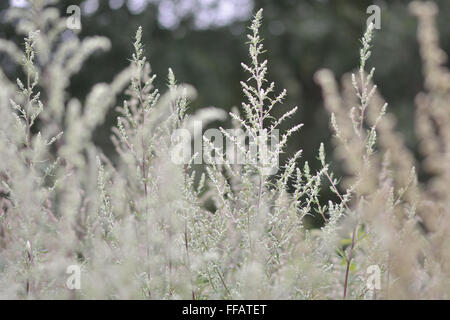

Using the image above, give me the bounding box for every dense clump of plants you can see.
[0,1,449,299]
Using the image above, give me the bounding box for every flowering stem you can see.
[323,170,357,299]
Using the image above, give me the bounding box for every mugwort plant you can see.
[0,1,449,299]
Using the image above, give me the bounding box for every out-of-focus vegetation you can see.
[2,0,449,166]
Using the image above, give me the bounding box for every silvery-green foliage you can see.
[0,4,348,299]
[189,9,333,299]
[1,0,449,300]
[0,1,129,298]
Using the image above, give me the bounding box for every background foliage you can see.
[2,0,449,170]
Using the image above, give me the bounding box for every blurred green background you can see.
[1,0,450,191]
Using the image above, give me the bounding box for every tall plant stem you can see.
[324,170,357,299]
[183,164,195,300]
[343,224,357,299]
